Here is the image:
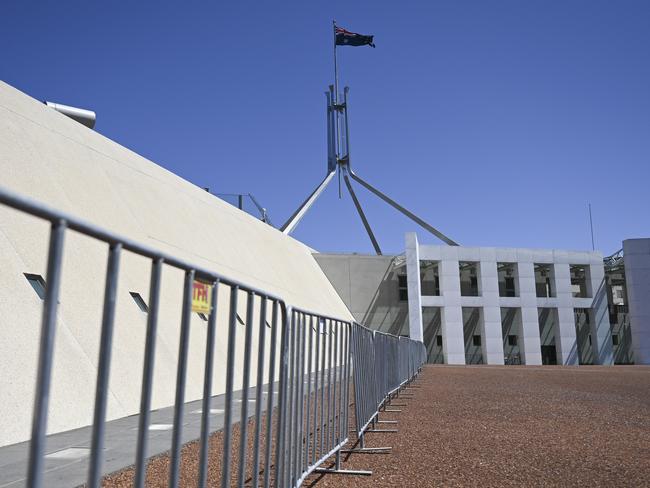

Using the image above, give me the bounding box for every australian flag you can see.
[335,26,375,48]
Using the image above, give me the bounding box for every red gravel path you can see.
[103,365,650,487]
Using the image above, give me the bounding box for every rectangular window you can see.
[534,264,555,298]
[612,334,619,346]
[129,292,149,313]
[459,262,480,296]
[498,263,519,297]
[436,335,443,347]
[24,273,46,300]
[420,260,440,296]
[508,335,518,346]
[472,335,481,346]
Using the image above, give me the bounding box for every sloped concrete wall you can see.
[0,81,352,447]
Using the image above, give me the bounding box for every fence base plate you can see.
[341,447,391,454]
[315,468,373,476]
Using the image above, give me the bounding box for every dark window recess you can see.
[472,335,481,347]
[436,335,443,347]
[508,335,518,346]
[588,335,592,345]
[236,314,245,325]
[24,273,46,300]
[129,292,149,313]
[198,313,209,321]
[612,334,619,346]
[504,277,516,297]
[398,275,408,301]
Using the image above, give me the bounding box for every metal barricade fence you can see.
[0,185,426,488]
[351,324,427,447]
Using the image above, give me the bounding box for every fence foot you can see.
[384,409,401,412]
[341,447,392,454]
[315,468,373,476]
[366,428,398,433]
[377,420,398,424]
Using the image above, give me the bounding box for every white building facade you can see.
[405,233,613,366]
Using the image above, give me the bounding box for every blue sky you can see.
[2,1,648,255]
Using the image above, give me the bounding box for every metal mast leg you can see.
[348,169,459,246]
[281,170,336,234]
[343,172,382,255]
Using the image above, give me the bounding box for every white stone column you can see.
[405,232,423,342]
[478,255,504,364]
[554,263,579,365]
[624,238,650,365]
[589,260,614,365]
[517,262,542,365]
[440,250,465,364]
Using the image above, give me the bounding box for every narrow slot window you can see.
[24,273,46,300]
[130,292,149,313]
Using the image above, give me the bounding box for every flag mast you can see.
[281,23,459,249]
[333,20,342,196]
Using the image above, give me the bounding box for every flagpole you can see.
[333,19,342,196]
[333,19,339,106]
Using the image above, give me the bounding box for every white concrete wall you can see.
[0,82,353,447]
[406,233,610,366]
[624,238,650,364]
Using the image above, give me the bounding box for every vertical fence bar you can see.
[335,323,344,461]
[263,300,279,488]
[332,321,339,457]
[198,280,220,488]
[169,269,195,488]
[326,320,333,453]
[87,242,122,488]
[286,310,297,485]
[291,312,303,484]
[26,219,66,488]
[296,313,307,475]
[134,258,163,488]
[312,315,321,464]
[237,291,256,488]
[251,296,268,488]
[273,305,290,488]
[319,319,327,456]
[221,285,239,488]
[343,323,351,442]
[304,315,314,471]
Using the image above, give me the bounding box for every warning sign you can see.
[192,281,212,314]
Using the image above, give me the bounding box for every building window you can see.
[130,292,149,313]
[472,335,481,347]
[236,314,245,325]
[24,273,46,300]
[612,334,619,346]
[534,264,555,298]
[459,262,480,296]
[508,335,518,346]
[198,313,209,321]
[436,335,443,347]
[398,274,408,301]
[570,265,591,298]
[420,260,440,296]
[497,262,519,297]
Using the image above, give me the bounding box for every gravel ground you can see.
[102,365,650,487]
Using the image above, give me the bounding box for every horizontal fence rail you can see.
[0,185,426,488]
